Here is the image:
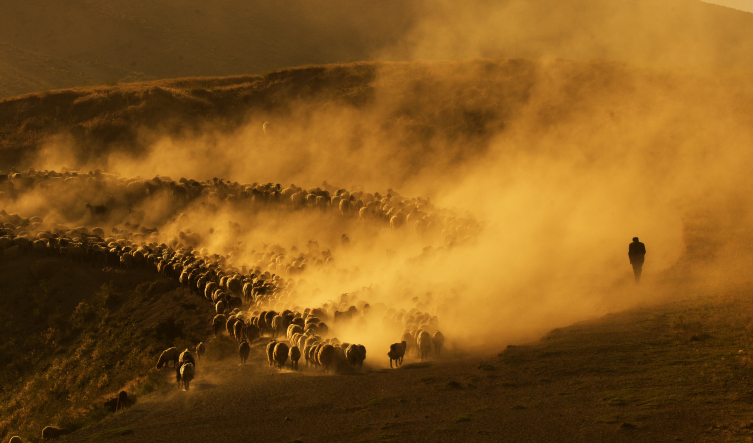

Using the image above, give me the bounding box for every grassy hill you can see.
[0,254,217,441]
[6,255,753,442]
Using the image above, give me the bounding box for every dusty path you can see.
[63,317,739,443]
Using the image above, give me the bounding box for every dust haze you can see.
[5,1,753,362]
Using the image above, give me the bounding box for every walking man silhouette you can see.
[628,237,646,283]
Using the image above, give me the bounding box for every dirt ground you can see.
[64,290,753,443]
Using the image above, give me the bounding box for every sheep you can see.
[215,300,226,314]
[179,349,195,368]
[289,345,301,370]
[432,330,445,355]
[290,317,305,328]
[239,340,251,364]
[195,342,206,360]
[317,344,337,373]
[226,317,238,336]
[9,436,21,443]
[156,347,180,369]
[401,331,417,356]
[104,397,118,412]
[417,330,432,361]
[388,341,407,368]
[233,319,245,342]
[179,362,195,390]
[309,343,322,368]
[116,391,129,411]
[287,324,303,340]
[243,282,254,302]
[264,310,278,332]
[345,343,366,368]
[273,342,289,369]
[271,315,283,337]
[41,426,70,439]
[266,340,277,366]
[227,275,243,295]
[243,322,260,342]
[212,314,227,336]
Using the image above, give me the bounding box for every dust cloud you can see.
[380,0,753,71]
[5,0,753,362]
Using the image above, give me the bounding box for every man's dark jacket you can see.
[629,241,646,264]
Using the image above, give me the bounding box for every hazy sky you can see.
[702,0,753,13]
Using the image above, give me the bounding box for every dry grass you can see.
[0,255,215,442]
[0,59,659,175]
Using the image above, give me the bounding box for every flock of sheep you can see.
[1,167,463,443]
[0,168,481,250]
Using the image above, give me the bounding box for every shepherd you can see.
[628,237,646,283]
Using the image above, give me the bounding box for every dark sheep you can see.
[239,340,251,364]
[317,344,337,373]
[388,341,407,368]
[212,314,227,336]
[289,345,302,370]
[273,342,289,369]
[42,426,70,439]
[266,340,277,366]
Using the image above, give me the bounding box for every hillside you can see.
[0,253,216,440]
[3,0,753,98]
[0,0,415,98]
[12,268,753,443]
[2,58,753,189]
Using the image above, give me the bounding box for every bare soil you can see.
[64,286,753,443]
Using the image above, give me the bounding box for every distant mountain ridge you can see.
[2,0,753,99]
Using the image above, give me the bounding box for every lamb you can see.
[179,362,195,390]
[239,340,251,364]
[345,343,366,368]
[417,330,432,361]
[156,347,180,369]
[289,345,301,370]
[41,426,70,439]
[432,330,445,355]
[388,341,407,368]
[273,342,290,369]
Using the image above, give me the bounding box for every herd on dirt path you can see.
[1,168,462,441]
